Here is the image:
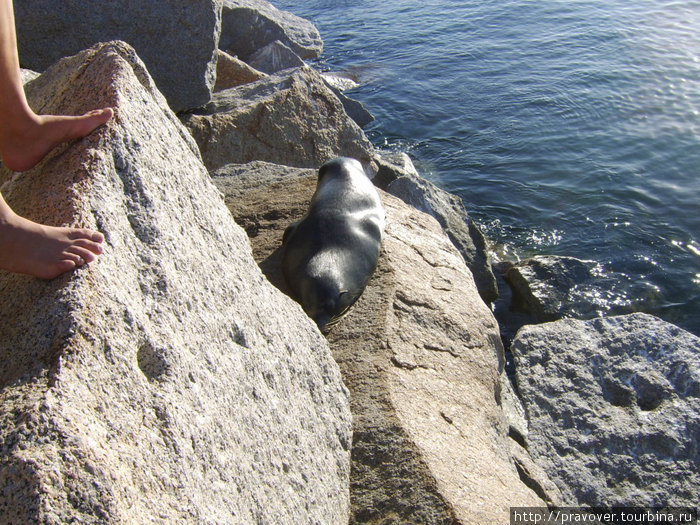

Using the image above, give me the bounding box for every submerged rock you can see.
[0,42,351,523]
[374,151,498,305]
[512,313,700,506]
[319,71,373,128]
[504,255,595,321]
[183,66,374,171]
[214,49,266,92]
[214,160,546,524]
[15,0,221,112]
[220,0,323,61]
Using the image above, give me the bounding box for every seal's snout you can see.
[313,312,332,333]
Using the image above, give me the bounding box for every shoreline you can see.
[286,0,700,340]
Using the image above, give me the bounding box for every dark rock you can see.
[505,255,598,322]
[15,0,221,112]
[492,260,537,349]
[512,313,700,506]
[372,150,417,187]
[322,78,375,128]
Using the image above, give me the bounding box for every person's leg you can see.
[0,0,112,172]
[0,0,108,278]
[0,193,104,279]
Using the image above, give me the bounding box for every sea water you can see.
[273,0,700,336]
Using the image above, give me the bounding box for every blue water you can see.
[274,0,700,336]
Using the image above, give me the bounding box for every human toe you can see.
[67,245,98,265]
[69,229,105,249]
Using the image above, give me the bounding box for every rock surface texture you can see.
[183,66,374,172]
[214,161,545,525]
[0,42,351,523]
[512,313,700,506]
[14,0,221,113]
[220,0,323,60]
[325,82,375,129]
[374,151,498,304]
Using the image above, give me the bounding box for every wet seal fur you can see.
[281,157,385,331]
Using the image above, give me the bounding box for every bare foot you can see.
[0,108,113,172]
[0,209,104,279]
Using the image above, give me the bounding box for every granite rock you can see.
[183,66,374,172]
[214,49,266,92]
[512,313,700,506]
[213,160,546,524]
[372,150,418,186]
[0,42,351,523]
[14,0,221,112]
[220,0,323,60]
[374,151,498,304]
[504,255,643,323]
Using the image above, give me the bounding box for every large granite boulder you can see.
[374,151,498,305]
[183,66,374,172]
[220,0,323,61]
[213,161,546,524]
[14,0,221,112]
[512,313,700,506]
[0,42,351,523]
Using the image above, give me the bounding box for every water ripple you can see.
[276,0,700,336]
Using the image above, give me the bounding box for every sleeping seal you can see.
[281,157,385,331]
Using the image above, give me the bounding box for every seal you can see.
[281,157,385,331]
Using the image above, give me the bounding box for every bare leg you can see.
[0,0,113,172]
[0,0,109,278]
